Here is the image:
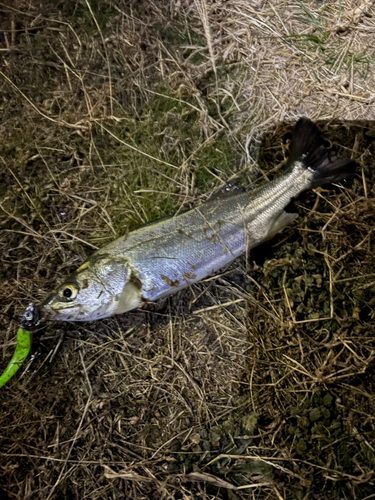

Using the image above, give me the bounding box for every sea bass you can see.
[21,118,356,325]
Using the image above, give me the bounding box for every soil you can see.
[1,1,375,499]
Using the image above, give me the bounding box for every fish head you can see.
[37,255,142,322]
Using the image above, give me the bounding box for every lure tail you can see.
[288,117,356,189]
[0,328,31,389]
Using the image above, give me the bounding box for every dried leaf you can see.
[103,466,151,482]
[178,472,237,490]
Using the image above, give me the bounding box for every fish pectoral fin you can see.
[115,277,142,314]
[265,211,298,241]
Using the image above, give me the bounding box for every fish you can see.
[21,117,356,325]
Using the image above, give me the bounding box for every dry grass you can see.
[1,0,375,499]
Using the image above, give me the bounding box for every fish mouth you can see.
[20,302,81,325]
[42,303,82,322]
[20,301,74,327]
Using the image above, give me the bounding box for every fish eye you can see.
[25,311,33,321]
[59,283,78,302]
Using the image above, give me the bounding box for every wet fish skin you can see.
[32,118,356,323]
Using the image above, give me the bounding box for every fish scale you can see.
[99,166,313,302]
[21,118,356,324]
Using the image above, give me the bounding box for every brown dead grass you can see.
[1,1,375,499]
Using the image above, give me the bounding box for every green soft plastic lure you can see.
[0,328,31,389]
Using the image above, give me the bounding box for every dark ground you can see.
[1,1,375,499]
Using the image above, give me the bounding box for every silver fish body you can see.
[26,118,355,324]
[98,165,309,303]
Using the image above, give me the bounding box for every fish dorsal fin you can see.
[135,215,174,231]
[208,183,245,202]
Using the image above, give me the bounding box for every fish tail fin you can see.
[287,117,356,189]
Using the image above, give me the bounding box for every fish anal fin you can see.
[265,211,298,241]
